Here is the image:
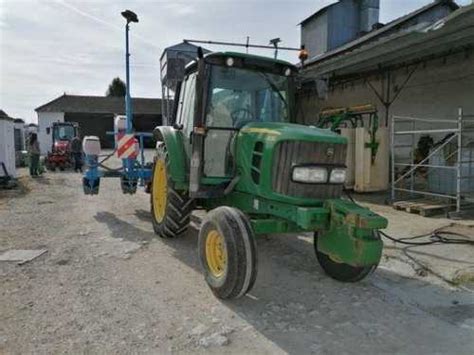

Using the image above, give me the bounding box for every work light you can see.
[329,168,347,183]
[226,57,234,67]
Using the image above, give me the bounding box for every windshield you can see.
[55,125,75,140]
[206,65,291,129]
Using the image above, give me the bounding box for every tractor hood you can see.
[238,122,347,144]
[233,121,348,206]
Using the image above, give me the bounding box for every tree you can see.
[106,77,126,97]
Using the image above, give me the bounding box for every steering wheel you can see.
[231,108,255,128]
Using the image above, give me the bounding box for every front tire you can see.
[198,207,258,299]
[150,143,193,238]
[314,232,377,282]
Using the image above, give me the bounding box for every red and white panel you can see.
[117,134,138,159]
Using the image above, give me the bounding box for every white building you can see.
[35,94,162,155]
[13,118,26,152]
[0,110,16,178]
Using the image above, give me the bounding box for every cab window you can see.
[176,72,197,135]
[205,66,290,129]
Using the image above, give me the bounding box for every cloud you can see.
[161,3,196,17]
[53,0,161,50]
[2,0,467,123]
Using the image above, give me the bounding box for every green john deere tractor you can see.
[151,51,387,299]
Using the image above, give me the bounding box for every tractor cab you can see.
[51,122,78,152]
[171,52,297,197]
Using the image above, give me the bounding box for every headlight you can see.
[329,168,347,183]
[292,166,328,183]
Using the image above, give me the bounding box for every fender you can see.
[153,126,188,190]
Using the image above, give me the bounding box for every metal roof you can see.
[160,41,210,61]
[299,1,337,26]
[0,109,13,122]
[302,4,474,78]
[303,0,459,67]
[35,95,161,115]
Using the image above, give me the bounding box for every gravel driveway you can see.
[1,168,473,354]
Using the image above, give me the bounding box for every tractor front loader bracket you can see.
[317,199,388,267]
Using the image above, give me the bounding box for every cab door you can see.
[174,72,197,159]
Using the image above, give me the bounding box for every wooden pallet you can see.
[392,199,455,217]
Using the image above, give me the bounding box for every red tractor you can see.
[45,122,79,171]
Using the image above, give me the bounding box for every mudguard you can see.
[317,199,387,267]
[153,126,188,189]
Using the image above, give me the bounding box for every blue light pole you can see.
[80,10,152,196]
[121,10,138,133]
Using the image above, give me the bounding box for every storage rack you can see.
[391,108,474,215]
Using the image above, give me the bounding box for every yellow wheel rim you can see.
[152,159,167,223]
[205,230,227,278]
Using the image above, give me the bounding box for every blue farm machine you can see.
[82,10,152,195]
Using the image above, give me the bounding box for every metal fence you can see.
[391,108,474,214]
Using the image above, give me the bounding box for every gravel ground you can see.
[1,165,474,354]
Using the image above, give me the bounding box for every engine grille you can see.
[272,140,347,199]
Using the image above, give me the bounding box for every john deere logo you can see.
[326,147,334,157]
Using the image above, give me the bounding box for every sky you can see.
[0,0,472,123]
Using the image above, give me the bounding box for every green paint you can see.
[233,121,347,206]
[316,199,387,266]
[317,107,380,163]
[153,126,187,189]
[206,51,296,67]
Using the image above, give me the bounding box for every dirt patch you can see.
[0,176,31,201]
[1,168,473,353]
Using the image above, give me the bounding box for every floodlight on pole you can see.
[121,10,139,24]
[269,37,282,59]
[122,9,138,175]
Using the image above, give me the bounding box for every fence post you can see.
[456,107,463,213]
[391,115,395,202]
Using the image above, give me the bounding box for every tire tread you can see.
[151,143,193,238]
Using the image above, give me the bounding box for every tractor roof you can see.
[205,52,296,68]
[185,51,297,74]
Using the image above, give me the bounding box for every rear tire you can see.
[198,207,258,299]
[150,143,193,238]
[314,232,377,282]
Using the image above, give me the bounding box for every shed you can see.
[300,0,381,58]
[13,118,26,152]
[0,110,16,178]
[35,94,162,153]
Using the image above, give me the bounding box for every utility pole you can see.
[121,10,139,134]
